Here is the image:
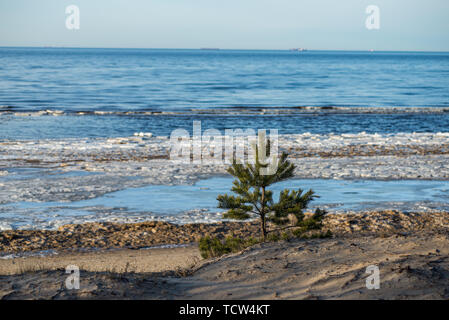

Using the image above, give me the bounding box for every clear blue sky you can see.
[1,0,448,51]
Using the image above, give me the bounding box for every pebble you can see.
[0,211,447,255]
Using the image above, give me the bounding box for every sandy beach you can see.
[1,232,447,300]
[1,211,448,300]
[2,4,449,307]
[0,245,201,276]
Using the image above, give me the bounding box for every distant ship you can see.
[200,48,220,50]
[289,48,307,52]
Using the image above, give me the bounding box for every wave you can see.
[1,106,449,117]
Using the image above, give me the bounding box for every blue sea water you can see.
[1,47,449,139]
[1,47,449,111]
[1,48,449,229]
[3,177,449,230]
[18,177,449,213]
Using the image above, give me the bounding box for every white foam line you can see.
[2,106,449,116]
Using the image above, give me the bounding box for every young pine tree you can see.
[217,135,322,241]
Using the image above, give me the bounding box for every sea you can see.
[1,47,449,139]
[1,47,449,230]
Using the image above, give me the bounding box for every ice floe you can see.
[1,132,448,230]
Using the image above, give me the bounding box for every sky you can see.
[0,0,448,51]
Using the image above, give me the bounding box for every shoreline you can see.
[1,210,447,257]
[0,220,260,256]
[0,211,447,299]
[0,214,448,299]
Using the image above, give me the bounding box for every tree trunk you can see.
[260,186,267,241]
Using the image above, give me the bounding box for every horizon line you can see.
[1,45,449,53]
